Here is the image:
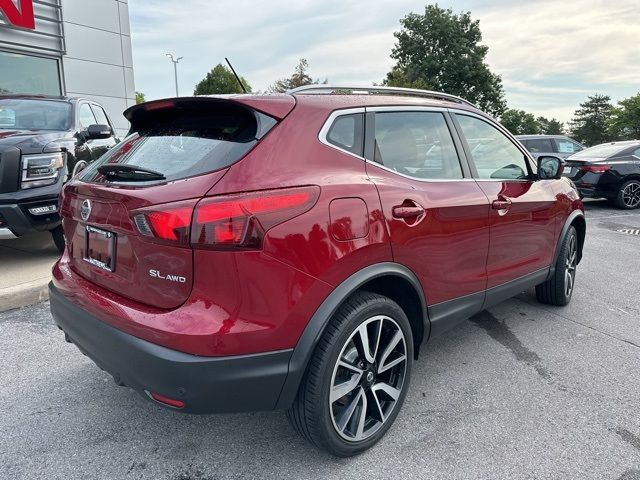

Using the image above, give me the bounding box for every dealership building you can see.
[0,0,135,136]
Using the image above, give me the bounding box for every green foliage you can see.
[135,91,146,104]
[270,59,326,93]
[537,116,564,135]
[194,64,252,95]
[500,109,540,135]
[607,92,640,140]
[568,94,614,146]
[384,4,506,116]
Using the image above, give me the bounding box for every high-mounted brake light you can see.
[144,100,175,111]
[580,164,611,173]
[132,187,319,250]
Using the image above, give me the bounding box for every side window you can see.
[525,138,554,153]
[373,111,463,180]
[78,103,97,129]
[633,148,640,158]
[326,113,364,156]
[555,138,582,154]
[455,114,530,180]
[90,105,111,128]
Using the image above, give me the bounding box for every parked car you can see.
[564,140,640,209]
[516,134,585,160]
[49,86,586,457]
[0,95,118,252]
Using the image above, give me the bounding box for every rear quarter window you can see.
[325,113,364,156]
[80,102,272,184]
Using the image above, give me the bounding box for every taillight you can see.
[132,187,319,249]
[133,198,199,246]
[580,164,611,173]
[192,187,320,249]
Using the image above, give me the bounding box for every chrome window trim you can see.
[317,107,366,160]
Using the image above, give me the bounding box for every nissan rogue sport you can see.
[49,86,586,457]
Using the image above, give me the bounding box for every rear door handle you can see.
[491,197,512,210]
[392,206,425,218]
[392,201,425,224]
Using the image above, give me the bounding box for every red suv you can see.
[49,86,585,456]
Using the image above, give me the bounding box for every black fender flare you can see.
[548,210,586,280]
[275,262,428,409]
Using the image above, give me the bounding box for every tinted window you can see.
[90,105,111,127]
[555,138,583,154]
[373,111,462,180]
[78,104,97,129]
[524,138,553,153]
[326,113,364,155]
[456,114,529,180]
[81,103,263,184]
[0,98,71,131]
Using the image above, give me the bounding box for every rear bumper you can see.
[49,282,292,414]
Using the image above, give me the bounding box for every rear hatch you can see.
[60,97,290,309]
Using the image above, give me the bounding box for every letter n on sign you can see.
[0,0,36,30]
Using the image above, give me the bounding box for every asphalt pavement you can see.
[1,200,639,480]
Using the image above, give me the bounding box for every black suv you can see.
[0,96,118,251]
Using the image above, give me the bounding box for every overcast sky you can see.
[129,0,640,123]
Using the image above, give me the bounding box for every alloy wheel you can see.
[329,315,407,442]
[622,182,640,208]
[565,234,577,297]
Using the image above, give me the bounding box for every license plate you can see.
[83,225,116,272]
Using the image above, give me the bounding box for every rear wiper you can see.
[98,164,166,181]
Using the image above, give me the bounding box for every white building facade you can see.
[0,0,135,136]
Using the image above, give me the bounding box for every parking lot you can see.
[1,199,639,480]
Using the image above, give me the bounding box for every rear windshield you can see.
[81,103,267,184]
[570,143,631,159]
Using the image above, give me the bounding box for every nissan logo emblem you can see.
[80,199,92,221]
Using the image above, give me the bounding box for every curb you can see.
[0,277,50,312]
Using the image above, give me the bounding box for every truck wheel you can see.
[287,291,413,457]
[536,226,577,306]
[51,226,65,254]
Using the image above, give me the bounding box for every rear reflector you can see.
[580,164,611,173]
[146,391,185,409]
[131,186,319,250]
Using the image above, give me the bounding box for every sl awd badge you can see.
[80,199,92,221]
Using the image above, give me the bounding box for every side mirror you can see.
[85,124,113,140]
[537,156,564,180]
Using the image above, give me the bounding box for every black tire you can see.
[536,226,578,306]
[615,179,640,209]
[287,291,413,457]
[50,225,65,254]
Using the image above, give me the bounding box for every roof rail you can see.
[287,84,477,108]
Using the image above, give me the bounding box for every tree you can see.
[269,58,326,93]
[568,94,614,146]
[194,64,252,95]
[607,93,640,140]
[537,116,564,135]
[500,109,540,135]
[384,5,507,116]
[135,91,146,104]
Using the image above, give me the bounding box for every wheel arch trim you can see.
[274,262,428,410]
[549,210,586,280]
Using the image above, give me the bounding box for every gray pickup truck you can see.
[0,95,118,252]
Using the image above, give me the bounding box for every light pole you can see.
[165,53,183,97]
